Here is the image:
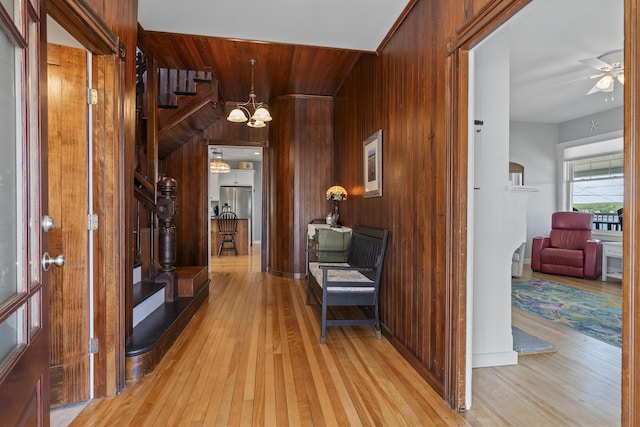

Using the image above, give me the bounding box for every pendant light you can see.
[226,59,272,128]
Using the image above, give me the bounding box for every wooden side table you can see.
[602,241,623,281]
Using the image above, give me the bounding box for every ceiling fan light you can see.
[596,75,614,90]
[227,108,248,123]
[252,107,272,122]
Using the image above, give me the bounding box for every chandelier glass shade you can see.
[227,59,272,128]
[209,151,230,174]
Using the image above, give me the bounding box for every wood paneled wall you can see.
[161,136,209,267]
[267,95,334,277]
[201,106,269,143]
[331,0,490,402]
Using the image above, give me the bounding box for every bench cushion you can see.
[308,262,375,292]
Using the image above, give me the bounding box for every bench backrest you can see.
[347,226,389,282]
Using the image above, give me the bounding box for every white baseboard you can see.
[472,350,518,368]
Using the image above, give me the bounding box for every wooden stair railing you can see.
[157,69,213,109]
[134,170,155,210]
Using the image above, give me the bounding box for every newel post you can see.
[156,175,178,301]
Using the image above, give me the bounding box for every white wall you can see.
[471,27,518,368]
[559,106,623,143]
[509,122,559,258]
[252,161,263,244]
[509,106,624,259]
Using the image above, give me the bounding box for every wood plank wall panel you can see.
[201,104,269,143]
[91,53,126,399]
[333,0,471,395]
[160,136,209,267]
[268,96,334,276]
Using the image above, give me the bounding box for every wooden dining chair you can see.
[217,212,238,256]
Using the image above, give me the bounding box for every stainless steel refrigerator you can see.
[219,186,252,244]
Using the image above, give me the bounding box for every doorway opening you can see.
[46,16,94,409]
[465,0,623,423]
[208,145,264,273]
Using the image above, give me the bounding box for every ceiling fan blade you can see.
[589,73,605,79]
[579,57,612,71]
[617,74,625,85]
[586,82,602,95]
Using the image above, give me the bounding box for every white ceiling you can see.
[508,0,624,123]
[210,146,262,162]
[137,0,411,52]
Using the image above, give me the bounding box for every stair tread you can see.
[133,280,165,307]
[125,299,192,356]
[125,281,208,358]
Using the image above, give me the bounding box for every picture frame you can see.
[363,129,382,198]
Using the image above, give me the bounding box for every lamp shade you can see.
[227,108,248,123]
[252,107,272,122]
[596,75,614,90]
[247,119,266,128]
[326,185,348,201]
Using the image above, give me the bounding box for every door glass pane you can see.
[0,308,24,363]
[30,291,40,332]
[0,23,20,305]
[0,0,22,35]
[27,17,40,286]
[0,0,15,20]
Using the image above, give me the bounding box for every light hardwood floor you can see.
[71,249,621,426]
[72,246,467,426]
[464,266,622,427]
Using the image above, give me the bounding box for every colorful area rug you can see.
[512,279,622,348]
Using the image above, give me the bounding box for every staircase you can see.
[156,68,222,159]
[127,53,213,381]
[132,262,165,328]
[125,266,209,381]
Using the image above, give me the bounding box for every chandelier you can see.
[226,59,272,128]
[209,149,230,174]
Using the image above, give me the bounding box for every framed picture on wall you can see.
[363,129,382,198]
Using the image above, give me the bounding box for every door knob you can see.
[42,252,65,271]
[41,215,55,232]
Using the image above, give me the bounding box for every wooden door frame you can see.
[46,0,127,397]
[444,1,640,422]
[622,1,640,424]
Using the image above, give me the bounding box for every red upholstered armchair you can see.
[531,212,602,279]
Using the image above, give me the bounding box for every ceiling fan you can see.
[579,50,624,95]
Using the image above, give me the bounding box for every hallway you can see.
[70,249,466,426]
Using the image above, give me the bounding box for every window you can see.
[567,153,624,213]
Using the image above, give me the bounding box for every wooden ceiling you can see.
[138,29,366,105]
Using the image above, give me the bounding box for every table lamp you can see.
[325,185,348,227]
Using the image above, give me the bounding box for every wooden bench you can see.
[306,225,389,343]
